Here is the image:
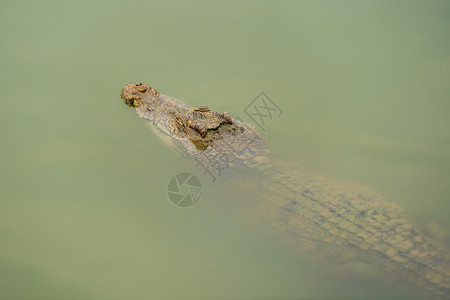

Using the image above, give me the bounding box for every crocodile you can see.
[121,82,450,298]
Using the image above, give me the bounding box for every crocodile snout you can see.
[121,82,158,107]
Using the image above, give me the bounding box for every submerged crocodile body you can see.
[121,82,450,298]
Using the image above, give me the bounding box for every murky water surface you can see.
[1,1,449,299]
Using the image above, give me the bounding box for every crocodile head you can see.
[121,82,244,151]
[121,82,271,174]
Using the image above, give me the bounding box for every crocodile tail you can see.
[249,166,450,298]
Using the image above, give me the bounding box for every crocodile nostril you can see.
[136,83,142,86]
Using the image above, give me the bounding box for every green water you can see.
[1,1,449,299]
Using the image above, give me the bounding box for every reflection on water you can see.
[1,1,449,299]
